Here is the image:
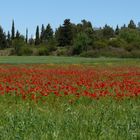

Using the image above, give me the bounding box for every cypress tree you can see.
[115,25,119,35]
[11,20,15,40]
[40,24,45,42]
[26,28,28,43]
[35,26,40,45]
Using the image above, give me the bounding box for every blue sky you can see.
[0,0,140,36]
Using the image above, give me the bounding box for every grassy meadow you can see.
[0,56,139,65]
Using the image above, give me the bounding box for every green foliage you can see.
[15,30,20,39]
[0,26,7,49]
[115,25,119,35]
[128,20,136,29]
[40,24,45,42]
[20,47,33,56]
[47,39,57,52]
[26,29,28,43]
[12,39,33,56]
[40,24,54,44]
[0,19,140,57]
[126,41,140,52]
[35,26,40,45]
[108,38,127,48]
[72,32,91,55]
[93,40,108,50]
[45,24,54,41]
[56,48,68,56]
[119,28,140,43]
[11,20,15,40]
[103,24,114,39]
[37,47,49,56]
[57,19,73,46]
[80,50,99,57]
[80,46,136,58]
[12,38,25,55]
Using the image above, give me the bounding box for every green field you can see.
[0,57,140,140]
[0,95,139,140]
[0,56,140,65]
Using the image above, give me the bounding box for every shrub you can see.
[125,42,140,52]
[56,47,68,56]
[72,32,91,55]
[20,47,33,56]
[80,50,100,58]
[80,47,132,58]
[119,28,140,43]
[37,47,49,56]
[130,50,140,58]
[108,38,127,48]
[93,40,108,50]
[47,39,57,52]
[12,39,25,55]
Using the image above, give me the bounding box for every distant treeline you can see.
[0,19,140,57]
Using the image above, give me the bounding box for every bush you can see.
[125,42,140,52]
[119,28,140,43]
[80,50,100,58]
[37,47,49,56]
[72,33,91,55]
[130,50,140,58]
[80,47,132,58]
[108,38,127,48]
[47,39,57,52]
[12,39,25,55]
[13,46,33,56]
[93,40,108,50]
[20,47,33,56]
[56,47,68,56]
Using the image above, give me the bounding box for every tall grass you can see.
[0,95,139,140]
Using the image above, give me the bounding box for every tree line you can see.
[0,19,140,57]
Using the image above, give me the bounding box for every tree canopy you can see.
[0,19,140,57]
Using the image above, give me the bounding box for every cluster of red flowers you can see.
[0,64,140,101]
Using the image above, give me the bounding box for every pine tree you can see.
[44,24,53,42]
[103,24,114,39]
[35,26,40,45]
[128,20,136,29]
[57,19,73,46]
[11,20,15,40]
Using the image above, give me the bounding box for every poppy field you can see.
[0,61,140,140]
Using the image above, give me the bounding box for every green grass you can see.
[0,56,140,65]
[0,95,140,140]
